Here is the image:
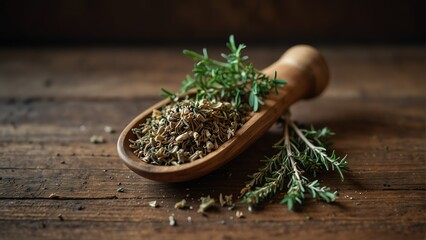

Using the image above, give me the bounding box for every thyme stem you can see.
[241,112,348,210]
[161,35,348,211]
[289,120,347,181]
[284,114,301,181]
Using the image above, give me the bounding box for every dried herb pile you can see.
[129,99,248,165]
[130,34,284,165]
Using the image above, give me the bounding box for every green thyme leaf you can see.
[241,112,349,211]
[167,35,286,112]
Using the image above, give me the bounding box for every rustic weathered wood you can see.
[0,47,424,99]
[0,46,424,239]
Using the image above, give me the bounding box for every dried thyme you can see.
[169,215,176,226]
[148,200,158,208]
[130,35,284,166]
[129,35,348,210]
[104,126,115,133]
[235,210,244,219]
[174,199,187,209]
[90,135,104,144]
[219,193,233,207]
[197,195,215,214]
[130,99,249,165]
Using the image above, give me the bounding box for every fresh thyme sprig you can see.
[241,112,348,211]
[163,35,286,111]
[161,35,348,210]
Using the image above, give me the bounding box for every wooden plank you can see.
[0,46,425,239]
[0,190,424,239]
[0,220,423,240]
[1,98,424,170]
[1,193,424,222]
[0,167,425,199]
[0,46,424,98]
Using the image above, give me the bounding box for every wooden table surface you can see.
[0,45,424,240]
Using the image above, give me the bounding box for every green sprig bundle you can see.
[164,35,348,210]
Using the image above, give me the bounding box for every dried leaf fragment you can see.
[104,126,115,134]
[219,193,233,207]
[169,215,176,226]
[175,132,190,143]
[174,199,187,209]
[48,193,59,199]
[197,195,215,213]
[236,210,244,218]
[148,200,158,208]
[90,135,104,144]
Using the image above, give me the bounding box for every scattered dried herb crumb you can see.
[236,210,244,218]
[169,215,176,226]
[116,187,125,193]
[58,214,64,221]
[48,193,59,199]
[219,193,233,207]
[90,135,105,144]
[149,200,158,208]
[174,199,187,209]
[104,126,115,134]
[247,205,253,212]
[197,195,215,214]
[219,193,225,207]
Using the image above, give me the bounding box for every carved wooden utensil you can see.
[117,45,329,182]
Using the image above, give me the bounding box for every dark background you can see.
[0,0,424,46]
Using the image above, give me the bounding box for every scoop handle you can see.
[227,45,329,170]
[262,45,329,100]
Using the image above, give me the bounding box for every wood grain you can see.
[0,45,424,239]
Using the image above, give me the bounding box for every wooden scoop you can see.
[117,45,329,182]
